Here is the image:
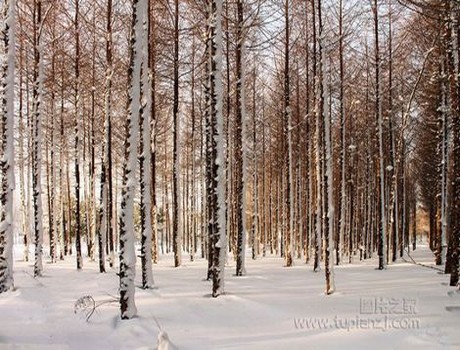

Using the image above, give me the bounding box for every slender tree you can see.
[74,0,83,270]
[318,0,335,294]
[32,0,44,278]
[207,0,226,297]
[235,0,247,276]
[448,0,460,287]
[172,0,182,267]
[372,0,387,270]
[284,0,294,267]
[0,0,15,293]
[119,0,143,319]
[139,0,154,288]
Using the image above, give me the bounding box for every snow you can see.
[157,332,178,350]
[1,244,459,349]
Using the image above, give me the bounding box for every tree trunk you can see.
[373,0,387,270]
[235,0,247,276]
[172,0,182,267]
[32,0,44,278]
[283,0,294,267]
[207,0,226,297]
[139,0,154,288]
[74,0,83,270]
[119,0,143,319]
[0,0,15,293]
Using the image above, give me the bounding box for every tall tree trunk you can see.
[149,0,158,264]
[48,12,57,263]
[139,0,154,289]
[251,66,258,260]
[32,0,44,277]
[284,0,293,267]
[312,0,322,272]
[18,17,28,262]
[88,10,97,262]
[448,1,460,287]
[97,0,113,273]
[190,35,197,262]
[235,0,247,276]
[0,0,15,293]
[337,0,346,266]
[119,0,143,319]
[107,0,115,268]
[59,67,66,259]
[207,0,226,297]
[172,0,182,267]
[318,0,335,294]
[372,0,387,270]
[74,0,83,270]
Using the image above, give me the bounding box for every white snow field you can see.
[1,244,459,350]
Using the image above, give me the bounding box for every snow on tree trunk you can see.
[319,0,335,292]
[48,23,57,263]
[18,34,28,263]
[387,2,398,263]
[438,56,449,266]
[97,0,112,274]
[32,0,44,278]
[235,0,247,276]
[59,82,65,260]
[139,0,154,289]
[50,108,57,263]
[208,0,226,297]
[172,0,182,268]
[119,0,143,319]
[148,2,158,264]
[312,0,322,273]
[0,0,15,293]
[284,0,293,268]
[204,34,213,280]
[449,2,460,287]
[74,0,83,270]
[106,0,115,268]
[251,73,258,261]
[373,0,387,270]
[98,140,107,273]
[337,0,346,266]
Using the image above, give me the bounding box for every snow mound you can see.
[156,331,178,350]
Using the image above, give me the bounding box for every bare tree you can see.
[0,0,15,293]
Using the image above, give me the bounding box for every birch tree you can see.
[119,0,144,319]
[0,0,15,293]
[172,0,181,268]
[139,0,154,288]
[207,0,226,297]
[318,0,335,294]
[284,0,294,267]
[372,0,387,270]
[448,0,460,287]
[235,0,247,276]
[74,0,82,270]
[337,0,346,265]
[32,0,44,278]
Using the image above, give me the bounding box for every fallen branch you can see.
[402,248,444,273]
[74,295,118,322]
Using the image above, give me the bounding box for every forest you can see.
[0,0,459,333]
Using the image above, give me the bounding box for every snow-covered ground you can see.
[1,244,459,350]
